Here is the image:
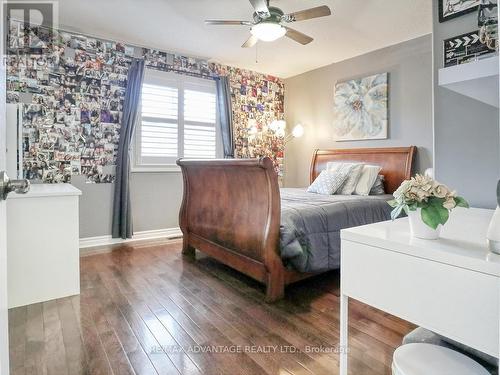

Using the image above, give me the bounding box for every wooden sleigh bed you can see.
[177,147,416,302]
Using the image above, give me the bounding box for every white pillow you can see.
[307,164,353,195]
[354,165,382,196]
[327,162,365,195]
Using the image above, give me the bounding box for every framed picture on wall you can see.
[333,72,388,141]
[439,0,481,23]
[443,30,494,66]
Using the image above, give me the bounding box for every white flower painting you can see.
[333,73,388,141]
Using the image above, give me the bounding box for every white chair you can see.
[392,343,490,375]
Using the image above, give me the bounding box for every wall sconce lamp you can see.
[285,124,304,144]
[251,120,304,143]
[269,120,286,136]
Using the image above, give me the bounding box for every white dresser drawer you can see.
[7,185,81,308]
[341,240,499,357]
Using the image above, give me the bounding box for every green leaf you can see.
[391,205,404,221]
[455,196,469,208]
[417,200,430,209]
[420,205,444,229]
[387,200,398,208]
[435,204,450,225]
[422,202,450,229]
[429,196,445,206]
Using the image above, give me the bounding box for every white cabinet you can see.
[339,208,499,375]
[7,184,81,308]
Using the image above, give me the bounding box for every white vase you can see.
[488,207,500,254]
[488,181,500,254]
[408,208,442,240]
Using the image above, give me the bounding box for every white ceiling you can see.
[57,0,432,78]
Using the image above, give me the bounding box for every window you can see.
[140,83,178,160]
[134,69,220,171]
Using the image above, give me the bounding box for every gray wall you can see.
[73,172,182,238]
[432,0,499,209]
[283,35,433,188]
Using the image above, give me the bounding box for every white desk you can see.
[7,184,81,308]
[340,208,498,375]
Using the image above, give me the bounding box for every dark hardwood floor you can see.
[9,239,414,375]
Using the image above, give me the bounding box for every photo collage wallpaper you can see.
[6,21,285,183]
[213,64,285,176]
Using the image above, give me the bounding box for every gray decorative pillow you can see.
[369,175,386,195]
[307,164,353,195]
[327,162,365,195]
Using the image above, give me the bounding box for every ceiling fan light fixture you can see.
[250,22,286,42]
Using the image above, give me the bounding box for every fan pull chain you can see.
[255,43,258,64]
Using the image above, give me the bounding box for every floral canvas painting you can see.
[333,72,388,141]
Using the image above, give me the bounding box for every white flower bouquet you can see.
[389,174,469,230]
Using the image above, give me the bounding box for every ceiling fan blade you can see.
[242,35,258,48]
[283,5,331,22]
[249,0,271,18]
[284,27,313,45]
[205,20,253,25]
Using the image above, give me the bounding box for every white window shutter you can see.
[135,70,220,170]
[183,89,217,159]
[140,83,178,159]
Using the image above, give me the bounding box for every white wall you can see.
[432,0,499,209]
[72,172,183,238]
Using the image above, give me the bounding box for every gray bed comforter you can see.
[280,188,393,273]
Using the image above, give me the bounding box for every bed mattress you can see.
[280,188,393,273]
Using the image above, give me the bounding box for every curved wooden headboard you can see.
[310,147,417,194]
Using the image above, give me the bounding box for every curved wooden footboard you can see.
[176,157,285,302]
[177,146,416,302]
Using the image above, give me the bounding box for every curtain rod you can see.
[158,68,219,80]
[146,65,219,80]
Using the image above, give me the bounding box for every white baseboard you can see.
[79,227,183,256]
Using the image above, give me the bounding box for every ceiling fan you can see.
[205,0,331,48]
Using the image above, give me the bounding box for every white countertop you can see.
[341,207,500,277]
[7,183,82,200]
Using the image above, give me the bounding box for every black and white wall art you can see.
[443,30,494,66]
[439,0,481,22]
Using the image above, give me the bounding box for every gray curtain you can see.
[112,58,145,239]
[216,76,234,158]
